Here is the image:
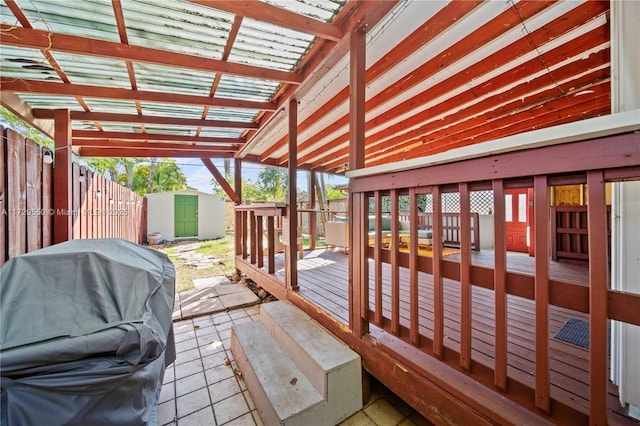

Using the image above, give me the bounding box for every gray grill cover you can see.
[0,239,176,425]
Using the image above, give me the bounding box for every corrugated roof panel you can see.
[215,74,281,102]
[81,99,139,115]
[15,94,81,110]
[205,107,259,123]
[264,0,345,22]
[14,0,120,42]
[134,63,214,96]
[122,0,232,60]
[230,18,315,71]
[138,103,209,119]
[198,128,245,139]
[0,46,63,82]
[139,125,194,136]
[51,53,131,88]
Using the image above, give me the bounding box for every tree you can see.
[325,184,347,200]
[257,166,288,201]
[211,177,261,201]
[132,160,187,196]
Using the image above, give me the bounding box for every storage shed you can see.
[146,189,225,242]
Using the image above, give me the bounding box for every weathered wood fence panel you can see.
[1,126,146,266]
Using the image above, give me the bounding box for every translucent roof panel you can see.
[0,46,63,83]
[13,0,120,42]
[198,128,245,139]
[205,108,260,123]
[138,103,210,120]
[264,0,346,22]
[121,0,233,60]
[134,63,214,96]
[230,18,314,71]
[80,99,139,115]
[52,53,131,88]
[215,74,281,102]
[15,94,82,110]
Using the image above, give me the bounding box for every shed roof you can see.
[0,1,615,174]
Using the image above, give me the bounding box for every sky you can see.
[178,158,348,195]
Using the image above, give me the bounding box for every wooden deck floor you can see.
[268,247,631,422]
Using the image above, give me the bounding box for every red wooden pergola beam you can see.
[1,79,277,111]
[201,158,239,203]
[77,147,236,158]
[32,109,260,129]
[0,24,303,84]
[72,130,244,144]
[72,139,239,152]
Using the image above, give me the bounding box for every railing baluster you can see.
[256,214,264,269]
[534,175,550,413]
[241,210,248,259]
[432,185,444,359]
[390,189,400,335]
[267,216,275,273]
[587,170,608,425]
[492,179,508,391]
[249,210,256,265]
[374,191,383,326]
[459,183,472,371]
[409,188,419,345]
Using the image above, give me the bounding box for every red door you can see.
[505,188,529,253]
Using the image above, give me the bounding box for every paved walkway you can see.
[172,277,260,321]
[160,304,431,426]
[163,272,430,425]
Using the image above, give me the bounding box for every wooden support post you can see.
[287,98,298,291]
[459,182,472,371]
[349,24,366,171]
[374,191,383,326]
[390,189,400,335]
[492,179,508,391]
[234,159,242,204]
[349,191,368,337]
[53,109,72,244]
[309,170,316,250]
[534,175,550,413]
[587,170,608,426]
[409,188,419,346]
[432,185,444,359]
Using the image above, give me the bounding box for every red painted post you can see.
[53,109,72,244]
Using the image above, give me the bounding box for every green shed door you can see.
[174,195,198,237]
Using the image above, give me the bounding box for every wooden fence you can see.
[1,126,146,266]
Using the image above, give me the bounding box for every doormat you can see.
[554,318,589,349]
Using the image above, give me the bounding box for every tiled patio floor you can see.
[159,304,432,426]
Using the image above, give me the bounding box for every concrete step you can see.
[260,300,362,424]
[231,301,363,425]
[231,321,325,426]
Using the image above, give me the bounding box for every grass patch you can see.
[158,235,236,293]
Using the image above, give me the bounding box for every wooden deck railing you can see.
[348,133,640,423]
[398,212,480,250]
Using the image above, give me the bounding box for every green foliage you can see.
[133,160,187,196]
[84,158,186,196]
[257,166,288,201]
[0,106,53,148]
[325,184,346,200]
[211,177,261,201]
